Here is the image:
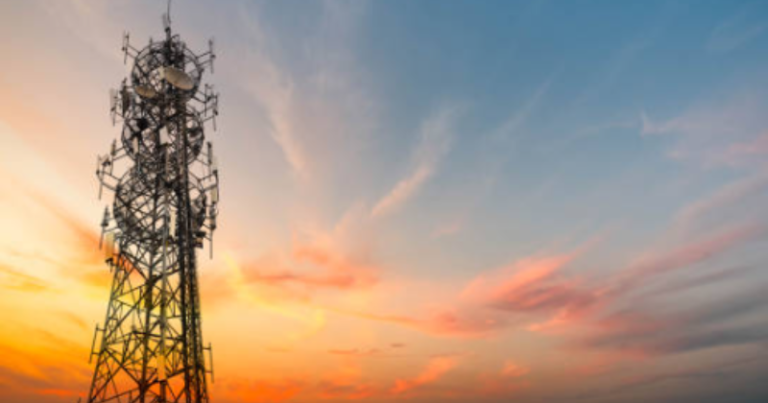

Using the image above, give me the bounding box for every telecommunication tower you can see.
[85,8,220,403]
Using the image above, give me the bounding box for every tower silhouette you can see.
[86,10,220,403]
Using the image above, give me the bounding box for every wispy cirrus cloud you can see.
[238,1,376,182]
[672,169,768,237]
[0,264,50,293]
[371,105,461,218]
[605,223,766,297]
[707,3,767,53]
[580,288,768,356]
[640,89,768,168]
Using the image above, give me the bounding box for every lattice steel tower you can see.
[85,9,220,403]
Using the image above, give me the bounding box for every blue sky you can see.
[1,1,768,402]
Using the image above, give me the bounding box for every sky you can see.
[1,0,768,402]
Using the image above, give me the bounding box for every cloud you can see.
[477,361,530,396]
[0,330,91,402]
[316,381,377,401]
[567,355,765,402]
[724,132,768,160]
[490,79,552,144]
[236,215,379,299]
[246,55,308,179]
[639,264,760,299]
[327,348,388,358]
[500,361,530,378]
[606,223,766,297]
[640,90,768,168]
[672,169,768,236]
[464,253,577,308]
[246,270,375,290]
[0,178,111,298]
[217,377,305,403]
[327,215,765,351]
[324,247,591,338]
[559,222,768,356]
[707,4,767,53]
[214,362,378,402]
[60,311,88,331]
[460,244,602,333]
[0,264,50,293]
[15,183,101,260]
[391,356,460,394]
[371,105,460,218]
[316,358,377,400]
[579,273,768,356]
[238,2,376,182]
[418,308,509,338]
[324,304,500,338]
[326,341,409,358]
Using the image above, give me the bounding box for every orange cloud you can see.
[216,377,304,403]
[391,356,459,395]
[0,331,91,403]
[4,180,108,293]
[15,183,101,261]
[0,264,50,293]
[477,360,530,397]
[500,361,530,378]
[328,348,381,357]
[316,359,378,400]
[229,216,380,305]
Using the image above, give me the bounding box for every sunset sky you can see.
[1,1,768,402]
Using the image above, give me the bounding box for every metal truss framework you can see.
[85,13,220,403]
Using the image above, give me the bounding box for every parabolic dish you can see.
[134,84,157,99]
[163,66,195,91]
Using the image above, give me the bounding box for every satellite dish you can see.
[163,66,194,90]
[134,84,157,99]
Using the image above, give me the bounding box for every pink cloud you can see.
[461,251,601,333]
[605,223,766,296]
[477,361,530,397]
[228,217,380,303]
[391,356,459,394]
[500,361,530,378]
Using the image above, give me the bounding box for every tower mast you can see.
[87,8,220,402]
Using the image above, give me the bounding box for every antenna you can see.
[163,0,173,32]
[209,38,216,73]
